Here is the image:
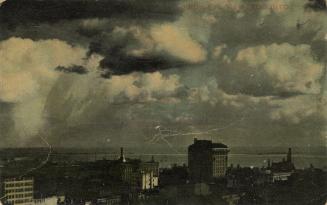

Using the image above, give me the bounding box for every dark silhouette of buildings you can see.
[159,164,188,187]
[267,148,295,182]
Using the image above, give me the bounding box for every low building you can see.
[33,196,65,205]
[96,195,121,205]
[226,166,269,189]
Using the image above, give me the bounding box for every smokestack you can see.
[287,148,292,162]
[120,147,126,162]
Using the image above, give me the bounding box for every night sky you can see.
[0,0,326,148]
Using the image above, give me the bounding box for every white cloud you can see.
[188,78,255,108]
[104,71,182,103]
[0,72,38,103]
[0,38,86,102]
[112,24,207,63]
[269,95,324,124]
[150,24,207,63]
[0,37,101,139]
[235,43,324,94]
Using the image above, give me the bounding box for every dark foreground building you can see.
[188,138,229,182]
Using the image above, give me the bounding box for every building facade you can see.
[188,138,229,182]
[114,148,159,192]
[2,178,34,205]
[212,147,229,178]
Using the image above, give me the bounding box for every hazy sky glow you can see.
[0,0,326,148]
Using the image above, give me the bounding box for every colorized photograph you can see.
[0,0,326,204]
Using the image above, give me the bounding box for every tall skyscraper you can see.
[188,138,229,182]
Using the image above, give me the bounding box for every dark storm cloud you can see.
[305,0,327,11]
[100,55,186,77]
[80,17,207,76]
[88,41,187,76]
[55,65,89,75]
[0,0,194,76]
[270,92,306,99]
[0,0,181,26]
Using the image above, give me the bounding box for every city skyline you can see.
[1,140,325,205]
[0,0,326,204]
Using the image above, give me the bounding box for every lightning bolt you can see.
[148,113,246,153]
[19,135,52,178]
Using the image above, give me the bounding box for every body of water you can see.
[54,153,326,169]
